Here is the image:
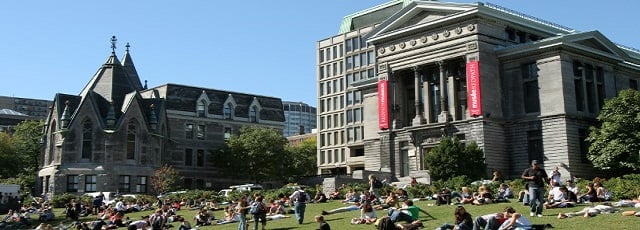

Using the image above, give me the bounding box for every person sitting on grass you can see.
[328,189,341,200]
[435,205,473,230]
[473,184,494,205]
[452,187,475,205]
[544,185,575,209]
[342,189,360,203]
[315,215,331,230]
[350,201,377,224]
[374,193,398,210]
[314,191,328,203]
[472,206,522,230]
[496,183,513,203]
[388,200,431,223]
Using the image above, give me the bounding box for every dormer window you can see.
[249,105,258,123]
[223,102,234,119]
[197,99,207,117]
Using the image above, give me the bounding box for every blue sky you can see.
[1,0,638,107]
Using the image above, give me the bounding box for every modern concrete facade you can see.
[317,1,640,181]
[0,96,53,119]
[38,43,284,196]
[282,101,317,137]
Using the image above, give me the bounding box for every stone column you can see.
[412,66,424,126]
[438,61,450,122]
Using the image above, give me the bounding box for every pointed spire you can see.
[121,41,143,90]
[149,104,158,131]
[105,102,116,129]
[110,36,117,53]
[61,100,71,128]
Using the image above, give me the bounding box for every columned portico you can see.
[411,66,424,126]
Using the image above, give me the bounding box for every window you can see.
[352,37,360,50]
[527,130,543,164]
[354,91,361,104]
[185,124,194,139]
[346,56,353,70]
[332,46,337,59]
[339,44,343,57]
[630,79,638,90]
[585,64,596,113]
[354,54,360,68]
[345,39,352,52]
[136,176,147,193]
[332,63,337,76]
[126,121,137,160]
[249,105,258,122]
[319,49,324,63]
[319,66,324,80]
[354,108,362,122]
[119,175,131,193]
[360,53,366,67]
[197,124,205,140]
[223,103,233,119]
[197,149,205,167]
[67,175,78,192]
[85,175,97,192]
[522,62,540,113]
[224,127,232,140]
[596,67,605,110]
[573,61,585,111]
[81,120,92,159]
[505,28,516,41]
[185,149,193,166]
[197,100,207,117]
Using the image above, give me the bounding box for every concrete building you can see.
[282,101,317,137]
[0,96,53,119]
[0,108,38,134]
[317,1,640,181]
[38,41,284,195]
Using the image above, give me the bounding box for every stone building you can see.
[38,41,284,195]
[317,1,640,181]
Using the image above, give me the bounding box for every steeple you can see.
[121,42,143,90]
[61,100,71,128]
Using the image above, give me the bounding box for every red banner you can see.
[466,61,482,117]
[378,80,389,130]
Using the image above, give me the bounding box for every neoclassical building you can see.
[38,41,284,195]
[317,1,640,181]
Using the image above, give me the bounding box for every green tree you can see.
[424,136,486,181]
[13,120,45,173]
[0,132,19,178]
[212,127,288,183]
[587,89,640,170]
[285,137,317,181]
[151,164,182,194]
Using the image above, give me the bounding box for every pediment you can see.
[559,31,629,60]
[366,1,477,43]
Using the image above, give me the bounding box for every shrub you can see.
[50,193,79,208]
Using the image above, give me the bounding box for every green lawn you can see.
[34,199,639,229]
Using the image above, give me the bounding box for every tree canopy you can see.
[424,136,486,181]
[587,89,640,170]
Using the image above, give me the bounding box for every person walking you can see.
[521,160,549,218]
[289,188,310,224]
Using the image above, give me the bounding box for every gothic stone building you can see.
[39,46,284,195]
[316,1,640,181]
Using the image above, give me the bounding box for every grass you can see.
[32,199,639,229]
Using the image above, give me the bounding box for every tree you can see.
[12,120,45,173]
[151,164,182,194]
[0,132,19,178]
[587,89,640,170]
[285,137,317,181]
[212,127,288,183]
[424,136,486,181]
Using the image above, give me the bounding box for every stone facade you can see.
[38,45,284,196]
[317,1,640,182]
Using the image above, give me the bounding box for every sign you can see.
[378,80,389,130]
[466,61,482,117]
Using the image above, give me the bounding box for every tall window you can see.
[126,121,137,160]
[67,175,78,192]
[223,103,233,119]
[527,130,543,164]
[197,99,206,117]
[85,175,97,192]
[185,149,193,166]
[119,175,131,193]
[81,120,92,159]
[196,124,205,140]
[197,149,205,167]
[136,176,147,193]
[249,105,258,122]
[585,64,596,113]
[185,124,194,139]
[522,62,540,113]
[573,61,585,111]
[596,67,605,110]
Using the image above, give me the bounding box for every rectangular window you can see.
[332,63,337,76]
[339,61,343,74]
[630,79,638,90]
[360,37,367,48]
[354,91,361,104]
[136,176,147,193]
[346,56,353,70]
[319,66,324,80]
[346,109,353,123]
[345,39,352,52]
[354,108,362,122]
[185,149,193,166]
[367,51,375,65]
[320,133,325,147]
[327,133,332,145]
[596,67,605,110]
[368,69,375,79]
[352,37,360,50]
[197,124,205,140]
[332,46,337,59]
[522,62,540,113]
[339,44,343,57]
[585,64,596,113]
[325,48,330,62]
[197,149,205,167]
[354,54,360,68]
[85,175,97,192]
[67,175,78,192]
[360,53,367,67]
[119,175,131,193]
[327,114,332,128]
[319,49,324,63]
[185,124,194,139]
[319,83,324,96]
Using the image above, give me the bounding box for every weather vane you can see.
[125,42,130,52]
[111,36,117,52]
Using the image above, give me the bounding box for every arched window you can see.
[126,121,138,160]
[249,105,258,122]
[223,102,234,119]
[197,99,207,117]
[81,120,92,159]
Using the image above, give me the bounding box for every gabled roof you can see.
[365,1,573,44]
[79,51,143,108]
[496,30,631,63]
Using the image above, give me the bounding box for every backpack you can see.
[297,191,307,203]
[249,202,264,214]
[373,179,383,189]
[377,217,395,230]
